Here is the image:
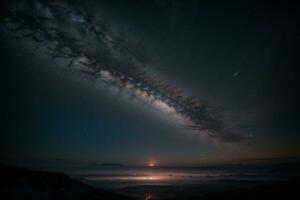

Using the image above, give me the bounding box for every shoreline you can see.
[1,165,299,200]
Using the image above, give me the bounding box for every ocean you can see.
[38,164,299,199]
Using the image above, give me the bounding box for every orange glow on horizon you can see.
[148,160,155,167]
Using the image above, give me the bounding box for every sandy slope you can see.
[0,165,133,200]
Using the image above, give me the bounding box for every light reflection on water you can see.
[37,165,299,200]
[83,170,231,183]
[87,175,167,181]
[60,166,294,189]
[35,164,298,190]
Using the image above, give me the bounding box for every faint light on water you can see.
[135,176,161,181]
[86,174,169,181]
[145,195,152,200]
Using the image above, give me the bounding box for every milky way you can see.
[0,0,250,143]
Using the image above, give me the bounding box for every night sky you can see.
[0,0,299,166]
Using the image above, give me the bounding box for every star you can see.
[233,71,240,77]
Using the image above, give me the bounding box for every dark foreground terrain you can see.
[0,165,299,200]
[0,165,133,200]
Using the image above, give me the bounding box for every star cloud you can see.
[0,0,251,143]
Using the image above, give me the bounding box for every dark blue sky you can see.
[0,0,299,166]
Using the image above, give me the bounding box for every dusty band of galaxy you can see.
[0,0,250,143]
